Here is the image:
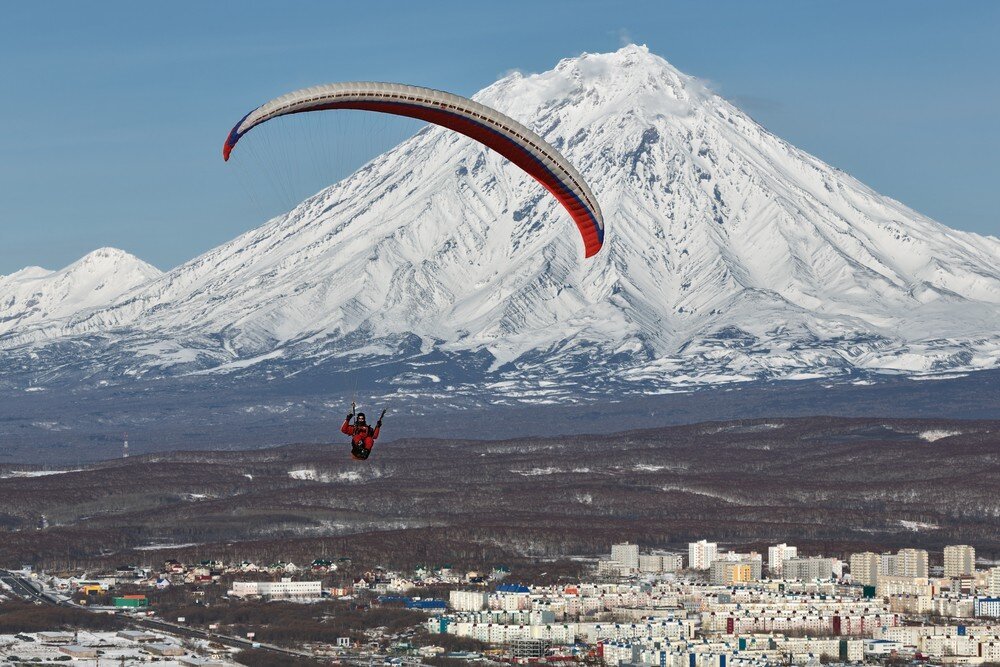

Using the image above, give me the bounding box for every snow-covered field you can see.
[0,631,237,665]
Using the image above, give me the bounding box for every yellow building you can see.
[710,560,760,585]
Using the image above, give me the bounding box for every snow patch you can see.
[919,429,962,442]
[134,542,200,551]
[0,468,83,479]
[899,520,940,531]
[513,467,564,476]
[289,468,381,483]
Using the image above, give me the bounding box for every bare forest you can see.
[0,416,997,570]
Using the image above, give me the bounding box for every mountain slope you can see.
[0,248,162,337]
[2,46,998,398]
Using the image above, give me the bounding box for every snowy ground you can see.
[0,630,238,665]
[0,468,83,479]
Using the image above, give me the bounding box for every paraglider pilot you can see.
[342,404,383,460]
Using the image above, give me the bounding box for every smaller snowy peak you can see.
[0,248,161,336]
[0,266,53,289]
[64,247,160,277]
[2,266,53,280]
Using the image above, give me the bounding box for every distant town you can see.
[2,539,999,665]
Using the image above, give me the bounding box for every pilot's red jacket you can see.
[341,418,380,449]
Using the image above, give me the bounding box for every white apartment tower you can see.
[782,557,836,581]
[880,549,928,578]
[449,590,488,611]
[688,540,718,570]
[989,566,1000,596]
[768,544,797,576]
[717,550,763,563]
[850,552,881,587]
[640,552,684,573]
[897,549,929,578]
[880,552,899,576]
[611,542,640,570]
[943,545,975,578]
[661,552,684,572]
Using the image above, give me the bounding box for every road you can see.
[0,568,59,605]
[133,615,322,661]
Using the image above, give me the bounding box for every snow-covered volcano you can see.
[0,248,161,337]
[2,46,999,398]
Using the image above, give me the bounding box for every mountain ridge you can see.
[1,45,998,399]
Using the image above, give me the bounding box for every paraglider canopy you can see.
[223,81,604,257]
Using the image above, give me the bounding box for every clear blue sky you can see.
[1,1,997,274]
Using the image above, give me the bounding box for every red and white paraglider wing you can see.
[223,82,604,258]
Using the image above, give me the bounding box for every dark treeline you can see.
[0,601,118,633]
[235,649,326,667]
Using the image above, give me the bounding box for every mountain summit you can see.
[2,46,999,399]
[0,248,161,338]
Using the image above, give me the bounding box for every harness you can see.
[350,423,373,460]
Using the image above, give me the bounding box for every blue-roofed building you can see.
[407,599,447,610]
[975,597,1000,618]
[497,583,530,593]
